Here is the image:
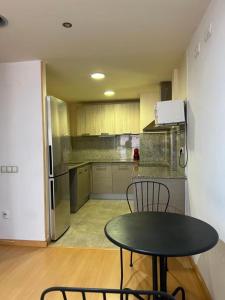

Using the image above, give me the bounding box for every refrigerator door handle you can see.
[49,145,53,176]
[50,179,55,210]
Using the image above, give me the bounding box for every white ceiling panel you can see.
[0,0,210,101]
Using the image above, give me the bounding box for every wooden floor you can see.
[0,245,208,300]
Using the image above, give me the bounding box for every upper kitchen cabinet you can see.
[114,102,140,134]
[59,100,70,136]
[69,101,140,136]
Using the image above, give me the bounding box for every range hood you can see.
[143,82,185,132]
[143,120,172,132]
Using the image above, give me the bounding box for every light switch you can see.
[194,43,201,58]
[205,23,212,42]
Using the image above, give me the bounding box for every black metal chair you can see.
[126,181,170,214]
[126,181,170,269]
[40,286,176,300]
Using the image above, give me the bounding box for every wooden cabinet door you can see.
[83,165,90,198]
[77,167,84,206]
[92,164,112,193]
[71,102,140,135]
[77,165,90,206]
[114,103,139,134]
[102,104,115,134]
[76,106,86,136]
[112,164,133,193]
[128,102,140,134]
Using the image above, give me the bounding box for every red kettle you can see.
[133,148,140,161]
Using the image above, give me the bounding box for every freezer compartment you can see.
[49,172,70,240]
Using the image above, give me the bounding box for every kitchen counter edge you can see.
[67,161,186,179]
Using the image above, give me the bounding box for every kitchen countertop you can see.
[67,160,135,170]
[67,162,91,170]
[67,161,186,179]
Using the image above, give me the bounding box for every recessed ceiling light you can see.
[62,22,72,28]
[0,15,8,27]
[91,73,105,80]
[104,90,115,97]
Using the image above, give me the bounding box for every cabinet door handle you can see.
[50,179,55,210]
[49,145,53,176]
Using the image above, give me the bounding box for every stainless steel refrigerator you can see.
[47,96,71,241]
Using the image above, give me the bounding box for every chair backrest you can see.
[40,286,175,300]
[126,181,170,213]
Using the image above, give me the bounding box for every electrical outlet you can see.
[2,210,10,219]
[205,23,212,42]
[194,43,201,58]
[0,165,19,173]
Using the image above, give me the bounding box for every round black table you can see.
[104,212,218,299]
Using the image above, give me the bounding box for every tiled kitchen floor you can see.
[50,199,130,248]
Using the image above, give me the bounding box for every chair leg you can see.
[61,291,67,300]
[165,257,168,272]
[120,248,124,289]
[130,251,133,267]
[152,256,158,300]
[172,287,185,300]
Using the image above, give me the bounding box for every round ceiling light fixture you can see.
[0,15,8,27]
[104,90,115,97]
[90,72,105,80]
[62,22,72,28]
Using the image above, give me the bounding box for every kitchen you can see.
[0,0,225,299]
[47,84,187,247]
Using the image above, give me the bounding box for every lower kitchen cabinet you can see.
[91,163,134,198]
[77,165,90,204]
[112,163,133,193]
[133,178,185,214]
[71,162,185,211]
[70,164,90,213]
[92,164,112,194]
[159,178,185,213]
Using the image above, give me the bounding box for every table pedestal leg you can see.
[160,256,167,292]
[120,248,124,289]
[152,256,158,300]
[152,256,158,291]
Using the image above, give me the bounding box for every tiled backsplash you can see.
[66,127,185,173]
[140,133,170,163]
[68,135,139,162]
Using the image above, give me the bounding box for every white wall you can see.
[172,55,187,100]
[140,85,160,131]
[187,0,225,298]
[0,61,46,241]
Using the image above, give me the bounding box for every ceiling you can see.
[0,0,210,102]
